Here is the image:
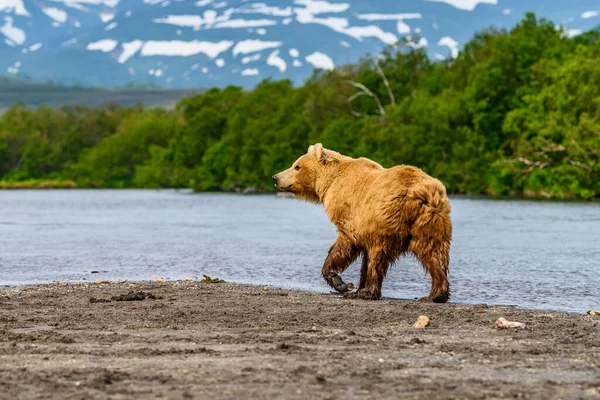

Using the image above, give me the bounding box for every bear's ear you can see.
[314,143,324,160]
[308,143,327,164]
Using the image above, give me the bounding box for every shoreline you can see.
[0,185,599,202]
[0,279,592,315]
[1,281,598,399]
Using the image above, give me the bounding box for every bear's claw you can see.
[324,273,349,293]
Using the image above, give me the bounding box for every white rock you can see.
[413,315,430,328]
[495,317,525,329]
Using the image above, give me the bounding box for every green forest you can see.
[1,14,599,199]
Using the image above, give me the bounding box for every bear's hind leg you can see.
[409,242,450,303]
[346,247,390,300]
[321,235,360,293]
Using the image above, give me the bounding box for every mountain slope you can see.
[1,0,600,88]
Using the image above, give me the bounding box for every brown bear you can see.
[272,143,452,302]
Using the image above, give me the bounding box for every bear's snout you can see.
[272,175,279,185]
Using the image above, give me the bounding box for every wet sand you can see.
[0,281,599,399]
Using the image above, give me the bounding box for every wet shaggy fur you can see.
[273,143,452,302]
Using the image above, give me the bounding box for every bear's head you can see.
[272,143,342,203]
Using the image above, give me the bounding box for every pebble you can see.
[496,317,525,329]
[413,316,430,329]
[587,311,600,316]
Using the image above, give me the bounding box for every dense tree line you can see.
[0,14,599,199]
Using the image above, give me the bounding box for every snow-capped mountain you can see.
[1,0,599,88]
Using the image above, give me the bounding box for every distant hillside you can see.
[0,79,203,113]
[1,0,600,88]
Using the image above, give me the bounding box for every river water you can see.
[0,190,598,313]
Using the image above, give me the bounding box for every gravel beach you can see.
[1,281,599,399]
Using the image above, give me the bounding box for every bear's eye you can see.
[294,165,301,171]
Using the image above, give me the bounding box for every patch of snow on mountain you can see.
[214,18,277,28]
[396,21,410,34]
[100,13,114,22]
[295,8,398,44]
[241,68,259,76]
[0,0,30,16]
[581,11,599,19]
[241,53,261,63]
[289,48,299,57]
[236,3,292,17]
[29,43,43,51]
[87,39,118,52]
[437,36,459,57]
[141,40,234,58]
[357,13,421,21]
[425,0,497,12]
[154,15,203,29]
[407,36,427,48]
[7,61,21,74]
[42,7,67,23]
[1,17,25,45]
[267,49,286,72]
[61,37,77,47]
[305,51,334,70]
[232,39,282,56]
[118,40,143,63]
[294,0,350,15]
[7,62,20,74]
[49,0,119,8]
[345,26,397,44]
[356,13,422,36]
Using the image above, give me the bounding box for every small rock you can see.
[496,317,525,329]
[242,186,257,194]
[90,270,99,274]
[587,310,600,316]
[413,316,430,329]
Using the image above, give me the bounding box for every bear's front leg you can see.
[321,235,360,293]
[344,247,389,300]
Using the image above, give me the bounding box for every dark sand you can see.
[1,281,599,399]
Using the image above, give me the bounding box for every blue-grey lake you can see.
[0,190,598,313]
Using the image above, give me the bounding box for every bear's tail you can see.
[408,179,452,303]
